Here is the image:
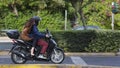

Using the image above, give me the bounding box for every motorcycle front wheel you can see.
[50,48,65,64]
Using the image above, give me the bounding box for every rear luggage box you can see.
[6,30,19,39]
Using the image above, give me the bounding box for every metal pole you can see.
[65,10,67,30]
[111,13,114,30]
[111,2,114,30]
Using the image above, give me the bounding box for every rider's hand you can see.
[46,34,49,38]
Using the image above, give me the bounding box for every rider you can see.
[21,16,49,58]
[30,16,49,58]
[20,18,34,42]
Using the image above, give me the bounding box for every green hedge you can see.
[51,30,120,52]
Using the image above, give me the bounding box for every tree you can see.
[0,0,24,16]
[1,0,120,30]
[66,0,94,29]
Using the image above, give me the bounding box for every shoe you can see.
[31,53,35,57]
[38,54,47,59]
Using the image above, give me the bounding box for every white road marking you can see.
[0,55,10,58]
[71,56,87,65]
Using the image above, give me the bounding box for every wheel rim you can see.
[51,50,64,63]
[12,53,25,63]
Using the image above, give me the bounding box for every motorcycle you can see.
[6,29,65,64]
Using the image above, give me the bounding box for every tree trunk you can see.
[11,4,18,17]
[79,0,86,30]
[70,0,86,29]
[79,9,86,30]
[70,0,79,27]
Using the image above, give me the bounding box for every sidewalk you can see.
[0,37,12,43]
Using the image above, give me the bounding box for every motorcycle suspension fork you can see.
[53,48,58,55]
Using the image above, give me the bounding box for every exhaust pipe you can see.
[12,51,26,59]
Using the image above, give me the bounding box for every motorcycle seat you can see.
[16,39,32,46]
[23,40,33,46]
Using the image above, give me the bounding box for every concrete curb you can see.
[65,52,118,56]
[0,51,9,56]
[0,50,120,56]
[0,64,119,68]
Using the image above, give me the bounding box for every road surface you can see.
[0,55,120,67]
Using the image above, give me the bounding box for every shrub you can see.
[1,10,65,31]
[51,30,120,52]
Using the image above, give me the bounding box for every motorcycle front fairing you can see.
[50,39,57,46]
[50,39,64,52]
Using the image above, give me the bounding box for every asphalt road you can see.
[0,55,120,67]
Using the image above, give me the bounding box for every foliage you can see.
[1,10,64,31]
[37,10,65,30]
[83,0,120,30]
[83,1,109,28]
[0,0,120,30]
[51,30,120,52]
[2,12,33,30]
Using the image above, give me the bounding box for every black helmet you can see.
[32,16,41,25]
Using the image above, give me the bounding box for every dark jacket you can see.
[29,24,46,39]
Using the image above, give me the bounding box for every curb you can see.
[0,50,119,56]
[65,52,117,56]
[0,64,119,68]
[0,51,9,56]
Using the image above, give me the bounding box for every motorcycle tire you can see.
[11,52,27,64]
[50,48,65,64]
[11,47,27,64]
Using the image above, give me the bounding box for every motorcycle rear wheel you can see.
[11,47,27,64]
[11,53,27,64]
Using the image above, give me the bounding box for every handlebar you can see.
[46,28,52,38]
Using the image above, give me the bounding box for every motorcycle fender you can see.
[9,44,25,53]
[9,43,17,53]
[54,47,64,52]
